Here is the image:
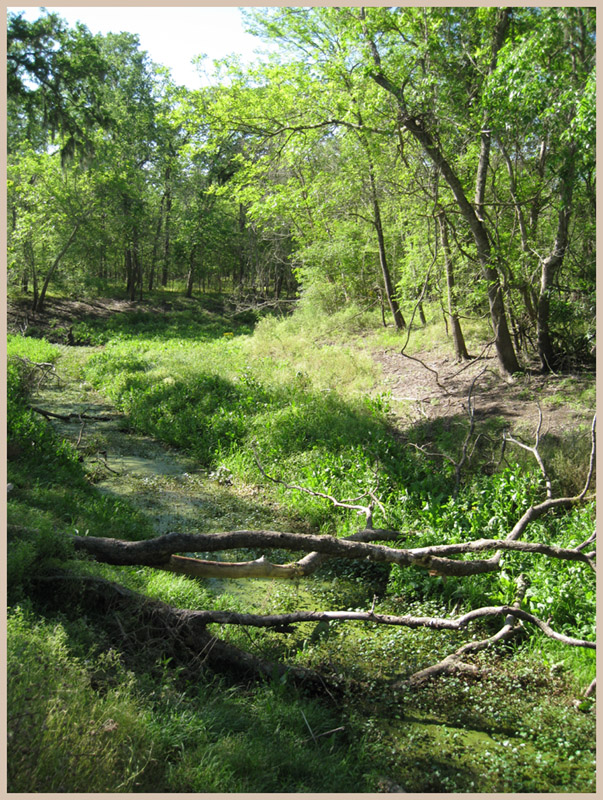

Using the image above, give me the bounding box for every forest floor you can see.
[7,292,596,792]
[8,294,594,431]
[373,345,594,441]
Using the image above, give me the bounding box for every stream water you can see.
[33,355,324,607]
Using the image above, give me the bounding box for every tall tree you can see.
[7,10,111,160]
[356,6,521,376]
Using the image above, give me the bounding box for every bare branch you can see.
[408,367,486,496]
[31,405,117,422]
[9,354,61,388]
[504,405,553,498]
[398,351,450,395]
[578,413,597,500]
[403,579,528,686]
[56,571,593,657]
[71,524,594,579]
[251,440,380,526]
[584,677,596,698]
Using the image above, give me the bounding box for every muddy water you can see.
[32,360,311,608]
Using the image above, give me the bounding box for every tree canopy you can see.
[7,7,595,370]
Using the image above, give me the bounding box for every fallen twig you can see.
[31,405,117,422]
[251,441,384,526]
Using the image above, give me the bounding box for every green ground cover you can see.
[6,297,596,792]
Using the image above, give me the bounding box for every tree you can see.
[7,10,111,161]
[484,7,595,370]
[207,15,408,325]
[8,147,92,311]
[354,6,520,376]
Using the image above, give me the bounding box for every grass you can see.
[7,605,370,793]
[6,296,596,792]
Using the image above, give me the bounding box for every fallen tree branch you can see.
[71,526,594,579]
[158,528,401,579]
[504,405,553,498]
[251,441,384,526]
[117,602,593,648]
[503,412,596,550]
[409,366,487,496]
[30,405,117,422]
[35,570,593,697]
[71,529,501,577]
[402,576,529,686]
[34,572,338,696]
[579,412,597,500]
[9,355,61,388]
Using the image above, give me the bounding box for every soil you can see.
[7,295,140,339]
[373,346,594,440]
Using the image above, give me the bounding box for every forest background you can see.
[5,5,597,794]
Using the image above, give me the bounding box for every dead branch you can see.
[398,351,450,395]
[578,412,597,500]
[30,405,117,422]
[123,602,593,648]
[71,529,499,577]
[34,572,336,695]
[504,405,552,498]
[584,677,596,699]
[402,574,529,685]
[36,571,594,659]
[71,525,594,580]
[251,441,384,527]
[409,366,487,496]
[9,355,61,389]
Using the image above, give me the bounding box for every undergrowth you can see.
[6,299,596,793]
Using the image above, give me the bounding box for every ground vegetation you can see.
[5,6,596,793]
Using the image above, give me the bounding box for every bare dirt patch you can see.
[7,296,141,341]
[373,346,595,441]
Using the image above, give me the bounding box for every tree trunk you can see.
[536,155,574,373]
[437,211,470,361]
[125,248,135,299]
[24,240,38,311]
[185,245,196,298]
[148,197,165,292]
[134,246,143,302]
[350,89,406,331]
[364,9,520,377]
[35,223,80,312]
[370,172,406,330]
[161,174,172,287]
[238,203,247,287]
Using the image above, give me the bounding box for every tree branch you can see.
[251,441,384,527]
[30,405,117,422]
[71,526,594,579]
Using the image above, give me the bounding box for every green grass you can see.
[8,606,369,793]
[70,293,256,346]
[6,300,596,793]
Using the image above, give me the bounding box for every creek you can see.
[28,345,590,792]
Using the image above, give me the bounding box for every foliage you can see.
[5,3,596,791]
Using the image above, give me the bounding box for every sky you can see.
[7,6,275,88]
